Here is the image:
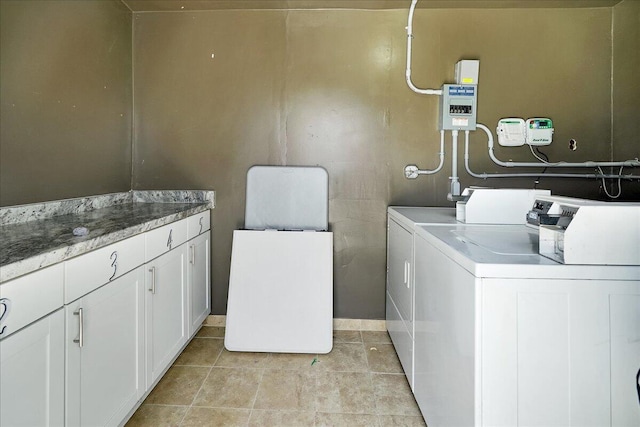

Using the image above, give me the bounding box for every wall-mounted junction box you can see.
[455,60,479,85]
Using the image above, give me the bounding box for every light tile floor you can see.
[126,327,426,427]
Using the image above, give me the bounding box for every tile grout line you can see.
[313,352,320,427]
[363,335,383,427]
[247,365,267,426]
[177,339,225,427]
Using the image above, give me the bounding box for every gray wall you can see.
[613,0,640,199]
[1,1,638,319]
[0,0,132,206]
[131,5,638,319]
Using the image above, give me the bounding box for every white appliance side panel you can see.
[225,230,333,354]
[387,218,414,332]
[463,189,550,224]
[516,291,570,426]
[563,206,640,265]
[609,294,640,426]
[413,234,477,427]
[387,207,457,229]
[386,291,414,390]
[481,278,640,427]
[480,278,518,425]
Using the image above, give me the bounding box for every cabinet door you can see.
[65,267,145,427]
[0,309,64,427]
[387,218,414,330]
[145,245,188,387]
[188,231,211,337]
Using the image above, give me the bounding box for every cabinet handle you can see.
[189,244,195,265]
[404,261,410,288]
[403,261,407,285]
[73,308,84,348]
[149,267,156,294]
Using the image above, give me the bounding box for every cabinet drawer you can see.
[65,234,145,303]
[145,218,188,262]
[187,210,211,240]
[0,263,64,339]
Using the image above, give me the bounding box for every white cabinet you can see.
[0,263,65,427]
[65,267,145,427]
[188,231,211,337]
[0,208,211,427]
[145,245,188,387]
[0,309,65,427]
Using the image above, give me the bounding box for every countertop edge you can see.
[0,200,212,284]
[0,190,215,226]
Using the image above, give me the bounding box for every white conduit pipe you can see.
[406,0,442,96]
[449,130,461,198]
[464,130,640,180]
[477,123,640,168]
[404,130,446,177]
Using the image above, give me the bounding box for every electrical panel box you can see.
[525,118,553,146]
[438,84,477,131]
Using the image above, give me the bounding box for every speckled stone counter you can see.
[0,190,215,283]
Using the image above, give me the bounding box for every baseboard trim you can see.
[205,315,386,331]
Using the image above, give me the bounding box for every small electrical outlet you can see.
[568,139,577,151]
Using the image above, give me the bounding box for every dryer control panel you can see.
[539,204,640,265]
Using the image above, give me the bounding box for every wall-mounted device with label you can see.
[438,84,477,131]
[497,118,526,147]
[525,118,553,146]
[455,60,479,85]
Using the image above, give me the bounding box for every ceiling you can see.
[121,0,623,12]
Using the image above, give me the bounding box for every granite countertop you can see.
[0,191,214,283]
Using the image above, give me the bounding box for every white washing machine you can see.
[412,223,640,427]
[386,190,549,391]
